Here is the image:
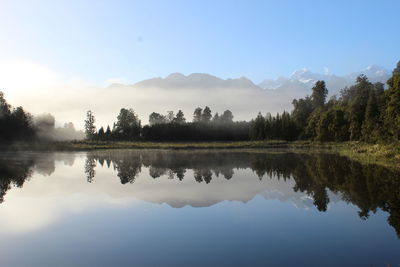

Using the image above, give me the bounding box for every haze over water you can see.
[0,150,399,267]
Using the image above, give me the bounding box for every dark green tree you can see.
[362,89,380,142]
[311,81,328,109]
[250,112,265,140]
[384,61,400,141]
[348,75,373,140]
[114,108,141,140]
[105,125,112,140]
[291,96,313,137]
[98,127,105,140]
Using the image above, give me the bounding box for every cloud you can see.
[0,60,59,92]
[0,60,89,127]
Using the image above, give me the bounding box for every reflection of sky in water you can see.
[0,151,399,266]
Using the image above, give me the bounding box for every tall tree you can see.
[193,107,202,122]
[166,111,175,123]
[384,61,400,141]
[250,112,265,140]
[105,125,112,140]
[174,110,186,124]
[212,112,220,122]
[221,110,234,123]
[84,110,96,140]
[347,75,372,140]
[311,80,328,109]
[11,107,35,140]
[291,96,313,137]
[115,108,141,140]
[202,106,212,122]
[0,92,11,116]
[149,112,167,125]
[362,89,380,141]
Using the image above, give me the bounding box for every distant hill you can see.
[101,65,391,125]
[133,72,261,90]
[13,64,391,129]
[124,65,390,100]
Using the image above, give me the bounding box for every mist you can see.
[2,61,390,132]
[4,79,295,131]
[33,113,84,141]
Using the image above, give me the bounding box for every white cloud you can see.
[0,60,60,92]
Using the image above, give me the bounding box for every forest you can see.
[250,61,400,142]
[0,61,399,144]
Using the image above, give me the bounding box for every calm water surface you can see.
[0,149,399,266]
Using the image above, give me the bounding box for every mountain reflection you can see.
[0,150,399,237]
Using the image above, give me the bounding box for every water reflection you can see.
[0,150,399,238]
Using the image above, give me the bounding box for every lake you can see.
[0,149,399,266]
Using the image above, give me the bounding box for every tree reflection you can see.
[0,150,399,238]
[0,153,76,204]
[88,151,141,184]
[0,156,34,203]
[87,150,400,237]
[84,157,96,183]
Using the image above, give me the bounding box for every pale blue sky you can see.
[0,0,399,84]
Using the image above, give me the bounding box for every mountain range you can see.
[126,65,391,98]
[258,65,390,96]
[18,64,391,129]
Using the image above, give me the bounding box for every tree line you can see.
[85,62,400,143]
[250,61,400,142]
[86,61,399,143]
[1,60,399,144]
[85,107,250,141]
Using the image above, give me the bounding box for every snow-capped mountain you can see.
[101,65,391,125]
[258,65,390,96]
[130,65,390,98]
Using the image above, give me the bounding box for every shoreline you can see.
[2,140,399,170]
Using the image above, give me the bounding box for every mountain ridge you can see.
[132,72,260,90]
[119,65,390,97]
[258,65,390,96]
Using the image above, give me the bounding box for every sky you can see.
[0,0,399,129]
[0,0,399,85]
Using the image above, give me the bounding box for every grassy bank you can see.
[332,142,400,170]
[3,140,399,170]
[50,140,338,151]
[54,140,400,168]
